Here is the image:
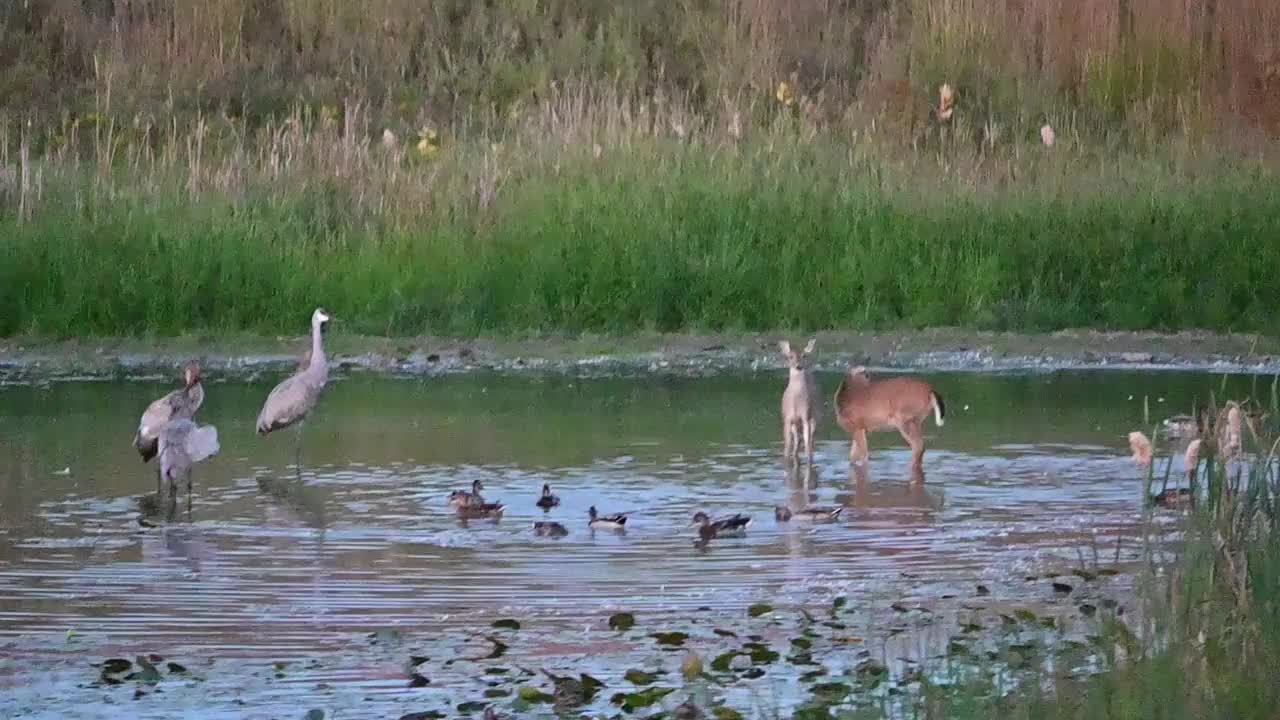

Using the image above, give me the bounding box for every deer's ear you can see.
[803,338,817,354]
[777,340,792,355]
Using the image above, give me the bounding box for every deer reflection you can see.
[840,462,944,518]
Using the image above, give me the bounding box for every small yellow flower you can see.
[775,82,795,106]
[416,127,440,157]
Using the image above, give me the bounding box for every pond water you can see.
[0,369,1258,718]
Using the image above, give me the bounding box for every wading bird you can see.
[158,418,220,513]
[134,363,205,493]
[256,308,332,471]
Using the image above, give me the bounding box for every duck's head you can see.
[541,483,552,495]
[588,505,598,520]
[691,511,711,525]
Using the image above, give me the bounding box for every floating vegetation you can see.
[611,686,676,712]
[624,669,658,685]
[516,686,554,703]
[398,713,445,720]
[491,619,521,631]
[651,631,689,647]
[609,612,636,632]
[747,602,773,618]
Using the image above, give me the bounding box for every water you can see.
[0,369,1255,718]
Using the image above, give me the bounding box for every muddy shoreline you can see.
[2,328,1278,382]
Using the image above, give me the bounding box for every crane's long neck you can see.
[308,321,328,378]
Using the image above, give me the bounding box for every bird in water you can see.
[587,506,627,531]
[256,308,332,473]
[533,521,569,538]
[134,362,205,493]
[158,418,220,513]
[457,500,506,521]
[536,483,560,510]
[774,505,844,523]
[691,511,751,541]
[449,479,485,508]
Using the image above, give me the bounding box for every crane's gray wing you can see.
[256,372,318,433]
[184,424,220,463]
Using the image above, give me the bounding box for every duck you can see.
[691,511,751,540]
[588,506,627,531]
[536,483,560,510]
[533,521,569,538]
[449,479,485,508]
[775,505,843,523]
[1152,487,1194,510]
[456,500,505,520]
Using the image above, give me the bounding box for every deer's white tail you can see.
[931,392,946,427]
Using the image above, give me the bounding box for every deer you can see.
[779,338,820,464]
[834,366,945,473]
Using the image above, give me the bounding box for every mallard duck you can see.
[449,479,485,508]
[588,506,627,531]
[1152,487,1194,509]
[533,521,569,538]
[691,511,751,540]
[536,483,560,510]
[775,505,843,522]
[457,500,505,520]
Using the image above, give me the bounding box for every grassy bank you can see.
[3,142,1279,337]
[1,1,1279,338]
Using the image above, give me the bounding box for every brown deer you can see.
[834,366,945,472]
[779,339,820,464]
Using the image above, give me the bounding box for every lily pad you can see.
[101,659,132,674]
[651,631,689,647]
[743,643,780,665]
[832,596,848,613]
[624,669,657,685]
[747,602,774,618]
[712,707,744,720]
[791,637,813,650]
[947,640,970,656]
[492,619,521,631]
[517,686,554,703]
[483,688,510,699]
[303,711,325,720]
[856,659,888,678]
[799,669,828,682]
[959,622,982,634]
[612,687,676,712]
[399,713,445,720]
[811,682,852,700]
[713,628,737,638]
[1072,569,1098,581]
[456,701,488,713]
[1013,609,1038,623]
[484,667,509,675]
[710,652,740,673]
[609,613,636,632]
[1040,617,1058,629]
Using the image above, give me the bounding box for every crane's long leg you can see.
[187,472,194,517]
[155,466,162,498]
[293,421,305,480]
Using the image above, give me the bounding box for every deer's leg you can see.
[803,417,816,464]
[850,428,869,464]
[900,420,925,471]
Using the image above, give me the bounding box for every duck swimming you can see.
[533,521,569,538]
[449,479,485,508]
[536,483,560,510]
[775,505,843,523]
[691,511,751,540]
[588,506,627,531]
[457,500,505,520]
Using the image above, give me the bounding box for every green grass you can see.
[3,142,1278,338]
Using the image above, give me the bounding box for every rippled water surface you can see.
[0,369,1253,718]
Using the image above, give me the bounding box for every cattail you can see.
[1184,439,1201,477]
[938,84,956,122]
[1129,431,1153,468]
[1040,124,1056,147]
[1220,405,1242,459]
